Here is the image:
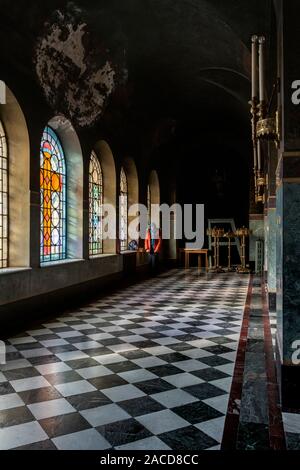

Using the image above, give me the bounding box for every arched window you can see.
[148,170,160,229]
[40,126,66,263]
[147,184,151,226]
[119,166,128,252]
[0,120,8,268]
[89,151,103,256]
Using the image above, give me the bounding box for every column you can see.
[266,143,277,310]
[249,165,264,269]
[276,0,300,408]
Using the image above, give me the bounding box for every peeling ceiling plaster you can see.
[35,2,126,127]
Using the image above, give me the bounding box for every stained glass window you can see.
[89,151,103,256]
[147,184,151,226]
[0,120,8,268]
[40,126,66,263]
[120,167,128,252]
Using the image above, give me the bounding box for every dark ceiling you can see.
[0,0,273,130]
[0,0,274,222]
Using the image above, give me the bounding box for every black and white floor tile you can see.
[0,269,249,450]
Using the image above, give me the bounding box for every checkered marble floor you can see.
[0,269,249,450]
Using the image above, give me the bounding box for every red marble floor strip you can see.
[261,281,286,450]
[221,275,253,450]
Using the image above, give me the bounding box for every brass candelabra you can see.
[236,227,252,274]
[250,35,280,205]
[224,231,236,272]
[207,227,225,273]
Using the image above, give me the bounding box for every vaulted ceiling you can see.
[0,0,274,130]
[0,0,274,222]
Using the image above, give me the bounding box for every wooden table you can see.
[183,249,209,270]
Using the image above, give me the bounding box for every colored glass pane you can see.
[120,167,128,252]
[147,184,151,226]
[89,151,103,256]
[40,126,66,263]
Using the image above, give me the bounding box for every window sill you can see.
[89,254,118,260]
[120,250,138,255]
[0,267,32,275]
[40,258,84,268]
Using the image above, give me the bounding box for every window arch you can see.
[148,170,160,229]
[0,85,30,269]
[0,120,8,268]
[40,126,67,263]
[89,151,103,256]
[147,184,151,226]
[119,166,128,252]
[93,141,116,254]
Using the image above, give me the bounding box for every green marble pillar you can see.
[275,0,300,409]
